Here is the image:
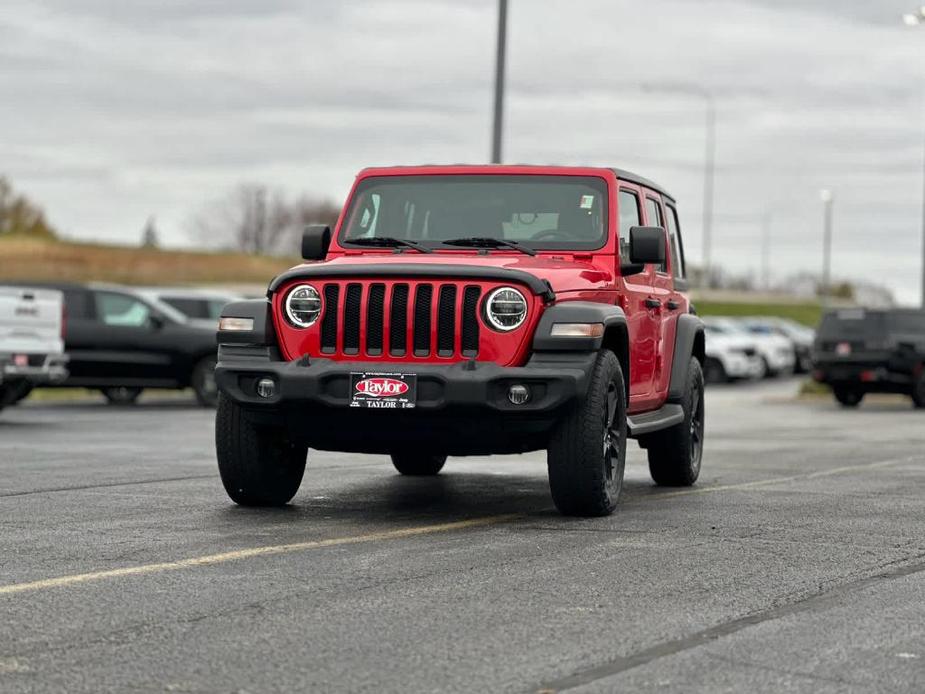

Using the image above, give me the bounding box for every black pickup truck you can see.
[812,308,925,408]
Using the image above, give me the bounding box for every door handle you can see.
[645,298,661,309]
[666,300,680,311]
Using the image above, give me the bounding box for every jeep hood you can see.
[278,254,616,296]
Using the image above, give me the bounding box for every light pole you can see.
[490,0,508,164]
[820,189,834,305]
[640,83,716,287]
[903,6,925,306]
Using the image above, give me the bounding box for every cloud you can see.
[2,0,923,302]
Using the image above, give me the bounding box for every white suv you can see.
[703,321,763,382]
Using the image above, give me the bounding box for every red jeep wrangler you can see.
[214,165,705,517]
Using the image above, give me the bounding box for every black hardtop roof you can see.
[610,168,675,202]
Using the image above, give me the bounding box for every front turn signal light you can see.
[549,323,605,338]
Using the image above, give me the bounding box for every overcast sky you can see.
[2,0,923,302]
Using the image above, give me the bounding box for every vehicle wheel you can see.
[760,357,777,379]
[647,358,705,487]
[547,349,627,517]
[833,387,864,408]
[192,355,218,407]
[391,453,447,476]
[703,357,727,384]
[215,393,307,506]
[910,371,925,409]
[0,381,33,407]
[101,386,143,405]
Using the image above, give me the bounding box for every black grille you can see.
[343,284,362,354]
[320,284,339,353]
[389,284,409,356]
[437,286,457,356]
[366,284,385,355]
[461,286,481,356]
[413,285,433,356]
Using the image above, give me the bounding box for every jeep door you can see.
[617,185,660,411]
[643,194,679,397]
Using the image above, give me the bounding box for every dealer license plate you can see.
[349,372,417,409]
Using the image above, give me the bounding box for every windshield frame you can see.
[336,173,612,253]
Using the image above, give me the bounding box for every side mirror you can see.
[628,226,666,265]
[302,224,332,261]
[149,313,167,330]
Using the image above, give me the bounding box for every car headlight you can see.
[484,286,527,331]
[284,284,322,327]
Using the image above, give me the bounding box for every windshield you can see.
[340,175,609,251]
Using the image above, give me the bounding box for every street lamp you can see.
[491,0,508,164]
[903,6,925,307]
[820,189,834,305]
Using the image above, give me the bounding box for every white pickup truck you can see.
[0,286,69,411]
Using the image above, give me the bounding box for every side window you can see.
[94,292,152,327]
[665,204,685,280]
[645,197,667,273]
[64,290,93,320]
[618,189,642,261]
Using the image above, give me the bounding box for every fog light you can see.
[508,384,530,405]
[256,378,276,399]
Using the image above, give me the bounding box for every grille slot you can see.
[389,284,409,356]
[413,285,433,356]
[366,283,385,355]
[320,284,339,353]
[461,286,481,356]
[343,283,362,354]
[437,285,457,357]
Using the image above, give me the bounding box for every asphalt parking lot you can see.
[1,379,923,693]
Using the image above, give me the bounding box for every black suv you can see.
[4,283,220,406]
[812,308,925,408]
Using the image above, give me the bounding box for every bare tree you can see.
[141,215,159,248]
[192,184,341,255]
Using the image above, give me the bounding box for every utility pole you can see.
[702,96,716,287]
[760,212,772,292]
[490,0,508,164]
[902,7,925,306]
[820,189,834,306]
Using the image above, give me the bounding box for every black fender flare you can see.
[216,299,275,346]
[668,313,705,402]
[532,301,630,394]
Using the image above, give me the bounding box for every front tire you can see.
[215,393,307,506]
[703,357,727,384]
[547,350,627,517]
[911,370,925,409]
[391,453,447,476]
[647,358,705,487]
[833,387,863,408]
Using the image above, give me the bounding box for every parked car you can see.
[138,288,240,326]
[703,322,763,383]
[812,307,925,408]
[214,164,706,517]
[10,283,220,406]
[703,317,794,377]
[0,286,69,411]
[742,316,814,373]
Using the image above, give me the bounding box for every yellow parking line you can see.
[0,514,519,597]
[0,455,918,597]
[640,455,919,501]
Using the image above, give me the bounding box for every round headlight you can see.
[285,284,322,327]
[484,286,528,331]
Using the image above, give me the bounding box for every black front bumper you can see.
[215,347,596,455]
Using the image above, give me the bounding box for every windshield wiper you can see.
[441,237,536,257]
[343,236,432,253]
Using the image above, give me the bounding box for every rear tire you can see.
[391,453,447,476]
[547,350,627,517]
[215,393,307,506]
[911,371,925,409]
[101,386,143,405]
[833,387,863,408]
[192,355,218,407]
[647,358,705,487]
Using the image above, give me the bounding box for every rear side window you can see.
[644,197,668,273]
[163,297,209,319]
[64,290,93,320]
[666,204,685,280]
[888,311,925,334]
[94,292,151,327]
[618,190,641,261]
